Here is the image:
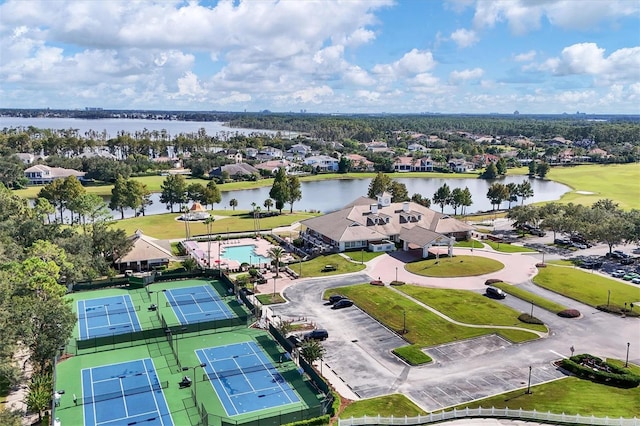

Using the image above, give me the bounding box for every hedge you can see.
[283,414,330,426]
[561,354,640,388]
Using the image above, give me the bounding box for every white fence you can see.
[338,407,639,426]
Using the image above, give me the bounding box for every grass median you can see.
[533,264,640,310]
[492,282,568,314]
[339,394,427,419]
[328,284,541,349]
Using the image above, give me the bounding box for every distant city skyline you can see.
[1,0,638,114]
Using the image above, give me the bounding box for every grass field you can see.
[454,239,485,249]
[533,265,640,309]
[340,394,428,419]
[398,286,548,333]
[405,255,504,277]
[344,250,386,263]
[329,284,540,346]
[491,282,568,314]
[542,163,640,210]
[454,375,640,417]
[110,209,319,239]
[294,253,366,278]
[484,240,537,253]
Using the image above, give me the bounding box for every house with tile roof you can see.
[300,193,473,258]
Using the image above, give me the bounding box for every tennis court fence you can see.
[199,404,325,426]
[164,295,223,307]
[201,365,283,382]
[76,380,169,405]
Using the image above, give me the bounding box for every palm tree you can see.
[267,246,285,278]
[204,216,215,268]
[229,198,238,210]
[517,180,534,205]
[264,198,273,212]
[181,205,191,240]
[300,339,325,365]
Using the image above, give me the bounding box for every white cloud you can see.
[539,43,640,83]
[372,49,436,81]
[514,50,536,62]
[449,68,484,84]
[450,28,479,48]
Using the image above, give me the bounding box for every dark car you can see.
[303,329,328,341]
[530,228,546,237]
[486,286,506,299]
[328,294,347,304]
[620,257,635,265]
[331,299,354,310]
[286,335,302,348]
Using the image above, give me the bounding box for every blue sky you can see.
[1,0,638,114]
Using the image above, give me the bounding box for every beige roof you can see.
[302,197,473,243]
[115,231,173,264]
[190,202,206,212]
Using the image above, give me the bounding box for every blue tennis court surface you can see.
[164,285,234,325]
[81,358,173,426]
[196,341,300,416]
[77,295,142,340]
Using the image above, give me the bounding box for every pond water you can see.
[47,175,569,222]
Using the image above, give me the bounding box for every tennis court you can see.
[81,358,173,426]
[78,295,142,340]
[196,341,300,416]
[164,285,234,325]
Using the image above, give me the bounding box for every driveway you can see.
[271,248,640,413]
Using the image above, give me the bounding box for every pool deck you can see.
[195,237,295,272]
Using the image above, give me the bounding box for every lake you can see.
[77,176,569,221]
[0,117,280,139]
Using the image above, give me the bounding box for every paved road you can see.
[271,246,640,413]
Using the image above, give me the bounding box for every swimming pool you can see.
[221,245,271,266]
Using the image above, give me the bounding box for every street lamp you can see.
[361,248,364,265]
[530,300,534,318]
[626,342,630,368]
[402,308,407,335]
[526,365,532,394]
[607,289,611,307]
[395,267,398,283]
[273,276,277,297]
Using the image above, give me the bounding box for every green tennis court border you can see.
[58,277,327,425]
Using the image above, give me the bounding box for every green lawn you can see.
[491,282,568,314]
[340,394,427,419]
[454,376,640,417]
[255,293,286,305]
[344,250,386,263]
[398,286,547,333]
[454,239,485,249]
[293,254,366,278]
[330,284,540,346]
[484,240,537,253]
[405,255,504,277]
[109,210,319,239]
[533,265,640,309]
[543,163,640,210]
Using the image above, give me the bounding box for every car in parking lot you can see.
[555,238,571,245]
[572,242,588,250]
[631,277,640,284]
[623,273,639,281]
[286,334,303,348]
[327,294,347,304]
[581,260,602,269]
[611,269,627,278]
[303,329,329,341]
[620,257,635,265]
[331,299,354,309]
[486,286,507,299]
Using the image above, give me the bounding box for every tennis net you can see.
[166,294,221,307]
[203,363,282,382]
[79,380,168,405]
[78,304,140,318]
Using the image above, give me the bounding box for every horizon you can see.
[1,1,638,114]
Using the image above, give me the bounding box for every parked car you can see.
[486,286,506,299]
[581,260,602,269]
[623,273,639,281]
[631,277,640,284]
[286,335,302,348]
[555,238,571,245]
[331,299,354,310]
[611,270,626,278]
[327,294,347,304]
[570,235,591,246]
[620,257,635,265]
[613,250,631,259]
[303,329,329,341]
[572,242,588,250]
[530,228,546,237]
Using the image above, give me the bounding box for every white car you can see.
[631,277,640,284]
[611,270,626,278]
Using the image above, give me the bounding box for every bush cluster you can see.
[390,280,405,286]
[557,309,581,318]
[370,280,384,286]
[560,354,640,388]
[484,278,502,285]
[596,304,640,317]
[283,414,331,426]
[518,313,544,325]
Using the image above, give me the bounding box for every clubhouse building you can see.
[300,193,474,258]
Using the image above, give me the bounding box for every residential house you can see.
[15,153,36,164]
[288,143,312,156]
[245,147,259,158]
[259,146,283,159]
[304,155,339,172]
[225,149,243,164]
[345,154,374,172]
[78,148,117,160]
[413,157,434,172]
[449,159,474,173]
[254,159,292,175]
[407,143,427,152]
[24,165,86,185]
[393,156,434,172]
[113,230,173,273]
[300,193,474,258]
[209,163,259,180]
[363,141,391,153]
[472,154,499,168]
[394,156,414,172]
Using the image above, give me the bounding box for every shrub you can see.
[560,355,640,388]
[283,415,331,426]
[485,278,502,285]
[370,280,384,286]
[390,280,405,286]
[536,263,547,268]
[558,309,581,318]
[596,304,640,317]
[518,313,544,325]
